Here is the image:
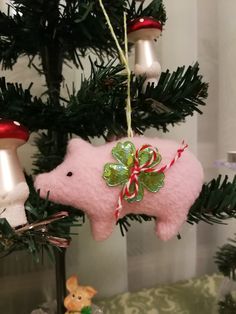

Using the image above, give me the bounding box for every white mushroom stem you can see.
[0,182,29,227]
[0,139,29,227]
[134,38,161,92]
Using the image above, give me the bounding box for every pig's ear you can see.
[67,138,92,154]
[66,275,79,292]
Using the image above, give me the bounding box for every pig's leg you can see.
[89,217,116,241]
[155,210,188,241]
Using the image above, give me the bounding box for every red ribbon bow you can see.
[115,141,188,220]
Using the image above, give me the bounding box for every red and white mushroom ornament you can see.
[0,119,30,227]
[127,17,162,91]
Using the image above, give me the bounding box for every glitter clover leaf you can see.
[103,141,165,202]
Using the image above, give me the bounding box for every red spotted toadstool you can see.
[127,17,162,91]
[0,119,30,227]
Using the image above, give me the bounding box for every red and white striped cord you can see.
[115,141,188,220]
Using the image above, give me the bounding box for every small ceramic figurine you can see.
[64,275,97,314]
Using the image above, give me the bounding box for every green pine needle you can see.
[0,175,84,258]
[215,237,236,280]
[0,0,166,69]
[188,175,236,225]
[0,61,208,137]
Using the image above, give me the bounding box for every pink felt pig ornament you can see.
[35,136,204,241]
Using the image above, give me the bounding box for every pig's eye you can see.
[78,296,82,300]
[66,172,73,177]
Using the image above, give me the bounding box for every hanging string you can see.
[124,13,133,138]
[98,0,133,137]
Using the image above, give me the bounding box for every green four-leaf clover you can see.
[103,141,165,202]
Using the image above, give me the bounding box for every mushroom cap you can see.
[0,119,29,142]
[127,17,162,42]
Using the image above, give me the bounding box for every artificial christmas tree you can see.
[215,160,236,312]
[1,0,236,313]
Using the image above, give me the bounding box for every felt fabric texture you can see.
[34,136,204,241]
[0,182,29,227]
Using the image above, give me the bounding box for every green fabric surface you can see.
[97,274,224,314]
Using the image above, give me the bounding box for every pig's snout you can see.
[34,173,52,199]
